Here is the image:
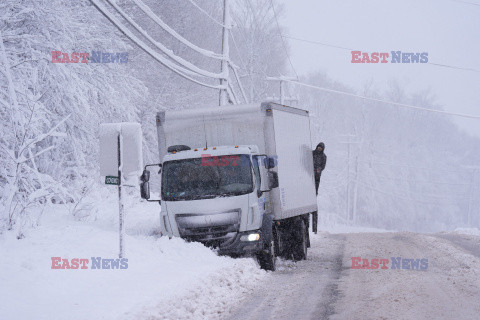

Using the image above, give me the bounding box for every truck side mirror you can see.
[265,157,277,169]
[140,164,162,202]
[140,169,150,182]
[268,171,279,189]
[140,181,150,200]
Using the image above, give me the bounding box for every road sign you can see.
[105,176,119,185]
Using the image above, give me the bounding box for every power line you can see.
[229,63,249,103]
[229,29,257,101]
[185,0,226,28]
[448,0,480,6]
[105,0,224,79]
[240,0,295,102]
[229,30,248,75]
[89,0,225,90]
[283,79,480,119]
[284,35,480,74]
[429,62,480,73]
[268,0,298,79]
[283,35,353,51]
[242,0,279,79]
[131,0,225,60]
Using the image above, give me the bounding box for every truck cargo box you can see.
[156,102,317,221]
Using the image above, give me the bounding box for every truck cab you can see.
[154,145,278,256]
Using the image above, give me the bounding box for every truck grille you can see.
[175,210,241,248]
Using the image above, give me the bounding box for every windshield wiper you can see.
[181,194,218,200]
[218,191,246,197]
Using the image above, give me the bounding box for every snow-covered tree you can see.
[0,0,148,231]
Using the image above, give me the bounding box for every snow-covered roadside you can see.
[319,224,392,234]
[452,227,480,236]
[0,189,266,320]
[317,217,392,234]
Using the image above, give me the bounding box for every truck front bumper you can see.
[217,230,264,257]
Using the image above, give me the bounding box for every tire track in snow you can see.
[225,233,347,320]
[312,234,346,319]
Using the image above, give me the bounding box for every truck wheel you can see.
[257,237,276,271]
[292,219,307,261]
[312,211,318,234]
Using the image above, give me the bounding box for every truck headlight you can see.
[240,233,260,241]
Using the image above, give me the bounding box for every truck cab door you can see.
[252,155,272,215]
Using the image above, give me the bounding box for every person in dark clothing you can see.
[312,142,326,234]
[313,142,327,195]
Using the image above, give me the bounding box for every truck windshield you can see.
[161,154,253,201]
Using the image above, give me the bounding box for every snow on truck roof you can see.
[163,145,259,161]
[155,102,309,124]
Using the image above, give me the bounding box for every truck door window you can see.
[252,155,266,189]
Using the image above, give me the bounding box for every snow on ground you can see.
[225,231,345,320]
[316,209,393,234]
[319,223,392,234]
[0,187,266,320]
[332,232,480,319]
[317,217,392,234]
[452,227,480,236]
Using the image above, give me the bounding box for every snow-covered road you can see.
[228,233,346,320]
[225,232,480,320]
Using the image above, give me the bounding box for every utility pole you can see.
[347,137,351,221]
[466,167,480,227]
[352,155,359,224]
[339,135,360,224]
[476,169,480,228]
[219,0,230,106]
[266,76,297,105]
[117,134,125,258]
[280,79,284,104]
[468,170,474,226]
[472,168,480,227]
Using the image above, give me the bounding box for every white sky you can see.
[279,0,480,137]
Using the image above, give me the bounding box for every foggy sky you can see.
[280,0,480,137]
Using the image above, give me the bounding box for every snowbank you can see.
[0,189,265,320]
[453,227,480,236]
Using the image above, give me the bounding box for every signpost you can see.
[100,123,142,258]
[117,133,124,258]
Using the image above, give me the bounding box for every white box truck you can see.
[140,102,318,270]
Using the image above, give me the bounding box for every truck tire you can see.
[257,214,276,271]
[257,236,276,271]
[312,211,318,234]
[292,219,307,261]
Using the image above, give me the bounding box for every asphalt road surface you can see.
[225,231,480,320]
